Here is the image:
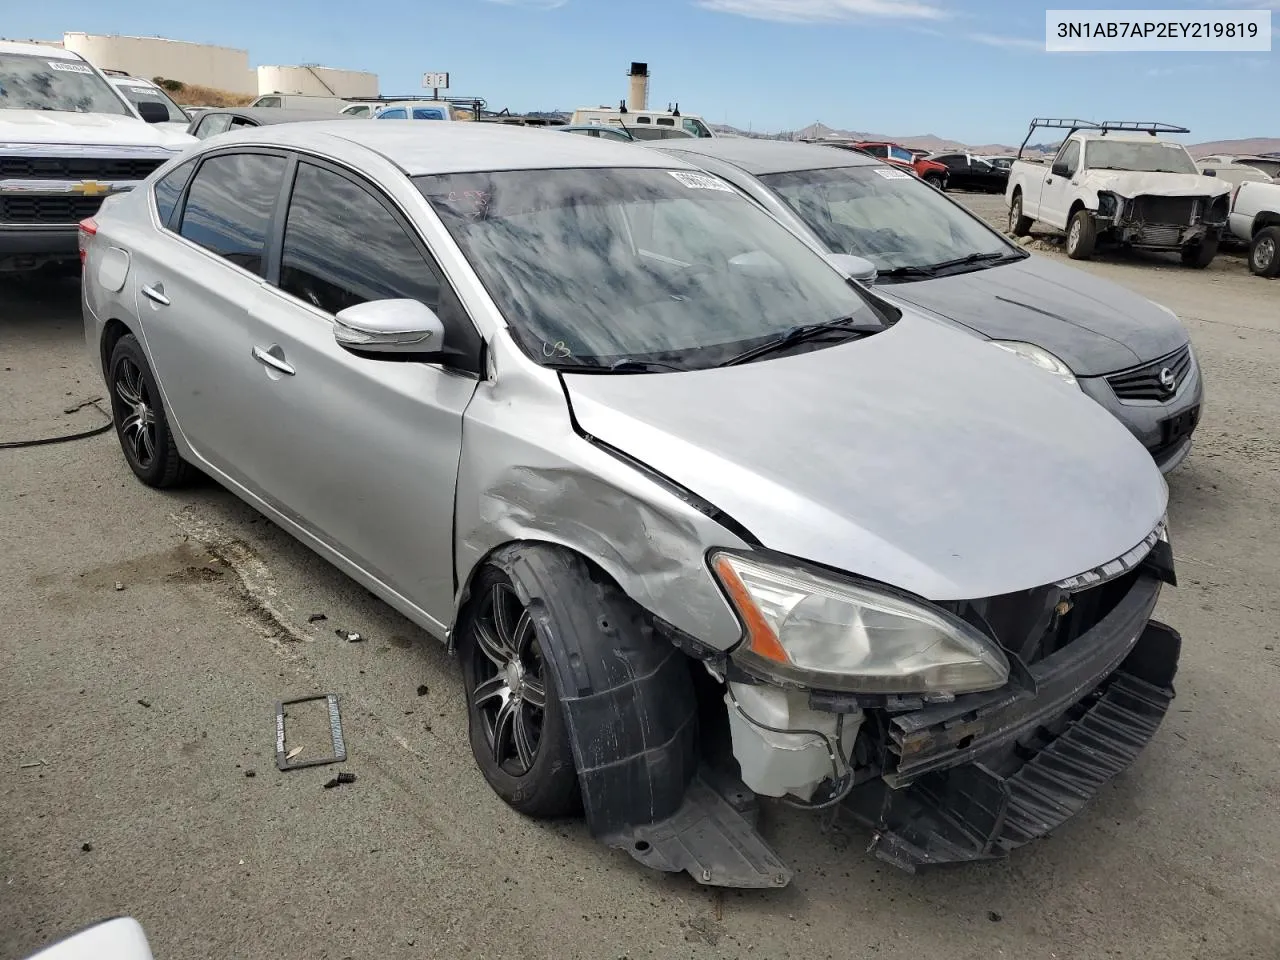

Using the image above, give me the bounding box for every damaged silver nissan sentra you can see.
[81,122,1183,886]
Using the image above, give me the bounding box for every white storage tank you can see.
[256,65,378,99]
[60,33,255,94]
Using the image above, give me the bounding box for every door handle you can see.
[251,345,296,376]
[141,283,170,306]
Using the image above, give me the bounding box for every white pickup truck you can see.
[0,40,195,273]
[1006,119,1231,268]
[1228,180,1280,277]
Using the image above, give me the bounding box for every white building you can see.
[256,65,377,98]
[61,32,256,94]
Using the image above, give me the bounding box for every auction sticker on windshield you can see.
[873,168,913,180]
[668,171,734,192]
[49,61,95,74]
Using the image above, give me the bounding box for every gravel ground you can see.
[2,199,1278,960]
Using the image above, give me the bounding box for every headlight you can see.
[990,340,1078,388]
[1097,191,1119,218]
[711,553,1009,695]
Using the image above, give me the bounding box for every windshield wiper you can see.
[877,264,938,279]
[607,358,688,373]
[878,251,1017,281]
[718,316,882,367]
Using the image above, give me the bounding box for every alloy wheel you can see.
[1009,199,1021,232]
[469,583,549,775]
[1255,236,1276,272]
[113,357,157,469]
[1068,219,1081,252]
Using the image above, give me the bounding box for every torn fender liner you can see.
[604,775,792,888]
[843,621,1181,871]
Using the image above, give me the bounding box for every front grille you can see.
[1133,224,1183,248]
[0,195,105,225]
[1106,344,1192,401]
[948,567,1143,667]
[1129,195,1197,226]
[0,156,165,180]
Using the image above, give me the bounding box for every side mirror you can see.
[135,101,169,124]
[1051,160,1070,178]
[334,299,446,360]
[24,918,154,960]
[1202,168,1217,177]
[826,253,878,284]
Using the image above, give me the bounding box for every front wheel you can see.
[459,566,580,818]
[1248,226,1280,277]
[1066,210,1096,260]
[1180,235,1219,269]
[924,173,945,191]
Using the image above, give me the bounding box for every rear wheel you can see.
[924,172,945,190]
[459,565,580,818]
[1009,192,1033,237]
[1248,226,1280,277]
[1180,235,1219,269]
[1065,209,1096,260]
[108,334,192,488]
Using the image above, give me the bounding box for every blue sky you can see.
[6,0,1276,144]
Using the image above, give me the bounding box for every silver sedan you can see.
[82,122,1182,885]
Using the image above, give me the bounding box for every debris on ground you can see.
[285,746,303,761]
[416,684,430,697]
[335,629,364,643]
[307,613,327,623]
[244,769,256,778]
[19,760,47,769]
[137,699,151,708]
[81,842,93,853]
[323,772,358,789]
[988,911,1003,923]
[276,694,347,771]
[114,581,125,591]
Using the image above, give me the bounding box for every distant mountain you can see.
[1187,137,1280,157]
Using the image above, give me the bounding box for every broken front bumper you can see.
[843,573,1179,870]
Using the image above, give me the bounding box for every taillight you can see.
[77,217,97,268]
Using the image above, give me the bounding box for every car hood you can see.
[562,312,1167,602]
[0,110,196,150]
[1080,169,1229,198]
[880,254,1189,376]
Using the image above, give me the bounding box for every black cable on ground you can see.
[0,401,113,450]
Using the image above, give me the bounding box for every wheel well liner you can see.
[100,318,134,377]
[474,541,700,838]
[1254,212,1280,236]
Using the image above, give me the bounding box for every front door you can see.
[236,158,480,623]
[1040,140,1081,229]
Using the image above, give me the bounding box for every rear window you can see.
[153,159,196,228]
[178,153,287,274]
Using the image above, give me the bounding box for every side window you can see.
[256,96,281,108]
[889,146,913,163]
[279,162,442,315]
[656,117,674,126]
[635,116,651,124]
[229,117,257,131]
[412,107,445,120]
[1058,141,1081,175]
[865,145,888,158]
[153,158,196,229]
[178,153,287,274]
[377,108,407,119]
[195,113,232,139]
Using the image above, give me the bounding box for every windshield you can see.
[1084,140,1197,175]
[416,168,882,369]
[115,81,187,122]
[0,53,130,115]
[758,165,1012,274]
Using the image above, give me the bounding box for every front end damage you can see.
[1096,190,1229,250]
[592,531,1180,886]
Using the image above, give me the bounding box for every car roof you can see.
[1074,132,1185,144]
[212,120,688,174]
[0,40,83,60]
[647,137,877,176]
[198,107,358,124]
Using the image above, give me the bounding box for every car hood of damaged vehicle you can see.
[561,310,1168,603]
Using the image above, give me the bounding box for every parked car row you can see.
[79,117,1190,887]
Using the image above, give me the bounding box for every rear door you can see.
[131,148,290,483]
[240,157,481,620]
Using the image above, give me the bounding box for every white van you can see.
[250,93,349,112]
[571,107,715,139]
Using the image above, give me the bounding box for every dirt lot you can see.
[2,195,1279,960]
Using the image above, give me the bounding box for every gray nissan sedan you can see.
[651,138,1204,473]
[81,122,1182,885]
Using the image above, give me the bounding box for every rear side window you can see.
[179,153,287,274]
[194,113,232,139]
[153,159,196,228]
[377,108,407,119]
[279,161,441,314]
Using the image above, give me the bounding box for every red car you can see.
[850,142,949,189]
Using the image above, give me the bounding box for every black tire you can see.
[1248,226,1280,278]
[924,172,945,191]
[1009,191,1033,237]
[459,557,581,819]
[107,333,193,488]
[1066,209,1096,260]
[1180,235,1219,269]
